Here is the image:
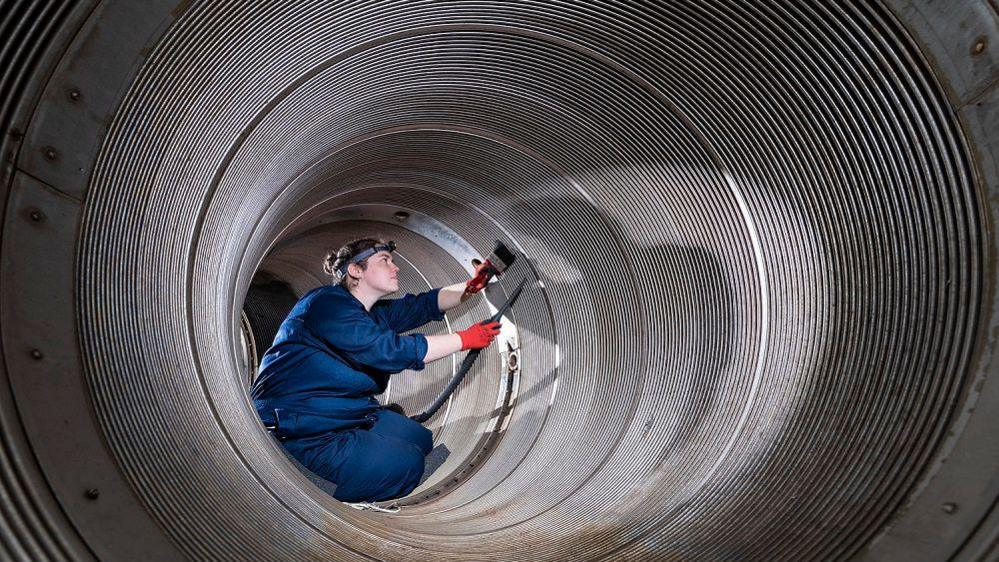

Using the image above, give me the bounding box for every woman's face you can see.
[356,250,399,294]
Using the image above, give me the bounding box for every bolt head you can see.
[29,210,45,222]
[394,211,410,222]
[942,502,958,514]
[42,147,58,161]
[84,488,100,500]
[68,88,82,102]
[29,349,43,360]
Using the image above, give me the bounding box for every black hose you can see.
[411,278,528,423]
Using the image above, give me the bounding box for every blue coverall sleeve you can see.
[306,296,429,372]
[370,288,446,333]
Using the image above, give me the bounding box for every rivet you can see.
[394,211,410,222]
[29,210,45,223]
[942,502,958,514]
[30,349,43,360]
[42,146,58,161]
[68,88,82,102]
[84,488,100,500]
[971,37,986,56]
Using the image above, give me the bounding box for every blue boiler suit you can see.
[250,284,443,502]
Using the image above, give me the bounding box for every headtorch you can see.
[338,241,396,276]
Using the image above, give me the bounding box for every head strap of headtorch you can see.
[339,241,396,276]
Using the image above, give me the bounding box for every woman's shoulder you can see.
[300,285,366,319]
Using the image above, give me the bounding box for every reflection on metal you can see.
[238,311,258,386]
[1,0,998,561]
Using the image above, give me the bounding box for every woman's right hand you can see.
[464,260,496,294]
[457,321,502,350]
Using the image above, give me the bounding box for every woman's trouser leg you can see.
[315,430,425,502]
[369,408,434,455]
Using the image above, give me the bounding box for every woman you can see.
[250,237,500,502]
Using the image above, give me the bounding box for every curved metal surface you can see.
[1,0,998,560]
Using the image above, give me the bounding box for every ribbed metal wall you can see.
[1,3,96,560]
[2,0,998,560]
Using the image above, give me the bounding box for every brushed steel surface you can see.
[1,1,997,560]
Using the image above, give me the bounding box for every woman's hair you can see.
[324,237,387,289]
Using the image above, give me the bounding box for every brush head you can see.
[487,240,516,272]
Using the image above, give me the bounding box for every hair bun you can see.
[323,252,342,277]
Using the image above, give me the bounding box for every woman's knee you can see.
[371,409,433,455]
[409,423,433,455]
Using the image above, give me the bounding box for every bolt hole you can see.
[971,37,986,56]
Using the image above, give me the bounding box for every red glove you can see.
[457,321,501,350]
[464,260,498,294]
